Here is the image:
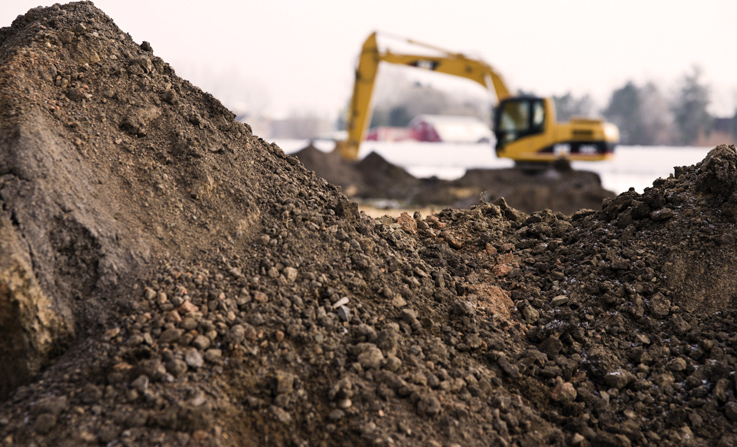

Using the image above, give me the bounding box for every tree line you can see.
[556,67,735,146]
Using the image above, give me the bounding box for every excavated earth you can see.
[292,145,615,216]
[3,3,737,447]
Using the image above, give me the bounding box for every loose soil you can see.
[2,3,737,447]
[293,144,615,216]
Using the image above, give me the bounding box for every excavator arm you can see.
[335,32,511,160]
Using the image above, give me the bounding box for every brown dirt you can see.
[293,144,615,215]
[2,3,737,447]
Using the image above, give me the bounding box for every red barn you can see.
[408,115,492,143]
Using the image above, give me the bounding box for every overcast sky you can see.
[2,1,736,118]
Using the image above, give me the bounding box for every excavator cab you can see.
[494,97,547,151]
[493,96,618,162]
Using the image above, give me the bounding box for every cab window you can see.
[497,100,530,145]
[532,100,545,133]
[495,98,546,147]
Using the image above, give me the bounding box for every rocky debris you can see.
[293,144,615,215]
[2,3,737,447]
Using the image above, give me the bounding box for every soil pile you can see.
[293,144,615,215]
[2,3,737,447]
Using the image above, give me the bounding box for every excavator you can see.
[334,32,620,164]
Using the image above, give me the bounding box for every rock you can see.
[465,333,483,349]
[714,378,730,403]
[650,208,674,221]
[384,355,402,372]
[417,394,442,416]
[648,293,671,319]
[551,382,577,403]
[665,357,687,372]
[32,413,56,434]
[158,328,182,344]
[33,396,68,416]
[397,212,418,235]
[522,305,539,323]
[497,355,520,379]
[204,349,222,363]
[725,402,737,422]
[128,334,145,347]
[271,405,292,424]
[184,349,204,369]
[439,230,463,249]
[283,267,298,283]
[131,375,149,393]
[192,335,211,350]
[274,371,296,395]
[539,336,563,358]
[97,424,120,444]
[227,325,246,345]
[653,373,675,387]
[357,345,384,370]
[670,314,691,334]
[604,369,635,390]
[179,301,199,315]
[332,297,350,308]
[551,295,569,306]
[121,106,160,137]
[136,359,167,381]
[80,384,103,404]
[328,409,345,421]
[165,359,188,377]
[177,401,214,431]
[337,305,351,322]
[328,377,354,401]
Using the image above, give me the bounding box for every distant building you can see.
[408,115,492,143]
[366,127,415,142]
[694,116,737,147]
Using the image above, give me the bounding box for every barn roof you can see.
[409,114,492,143]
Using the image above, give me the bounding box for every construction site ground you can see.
[3,3,737,447]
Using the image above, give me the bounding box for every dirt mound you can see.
[3,3,737,447]
[294,147,614,214]
[291,144,361,194]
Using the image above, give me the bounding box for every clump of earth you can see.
[293,144,614,215]
[2,3,737,447]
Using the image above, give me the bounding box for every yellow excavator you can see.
[334,32,619,164]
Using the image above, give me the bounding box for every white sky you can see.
[2,1,736,119]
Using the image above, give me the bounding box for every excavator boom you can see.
[336,32,510,160]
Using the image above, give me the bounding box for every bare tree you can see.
[603,81,647,145]
[553,92,596,122]
[671,66,713,145]
[639,82,674,145]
